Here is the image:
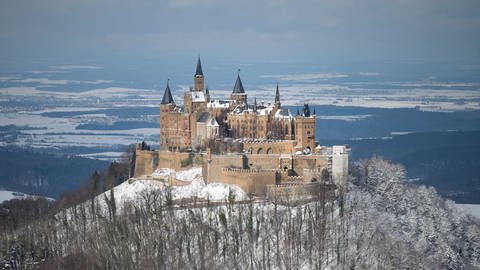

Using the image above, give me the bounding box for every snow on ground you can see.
[175,167,202,181]
[171,178,247,202]
[457,204,480,218]
[96,167,248,212]
[0,190,54,204]
[151,168,174,178]
[78,151,125,161]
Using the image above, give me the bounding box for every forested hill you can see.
[325,130,480,203]
[0,147,110,198]
[1,157,479,269]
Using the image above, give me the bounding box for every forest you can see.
[0,157,479,269]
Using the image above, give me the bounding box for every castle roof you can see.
[302,103,311,117]
[195,57,203,76]
[207,99,230,108]
[161,80,175,105]
[191,91,206,102]
[232,73,245,94]
[197,111,211,123]
[274,108,293,120]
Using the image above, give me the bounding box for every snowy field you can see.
[0,190,54,203]
[1,64,479,161]
[457,204,480,218]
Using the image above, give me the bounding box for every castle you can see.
[135,57,349,198]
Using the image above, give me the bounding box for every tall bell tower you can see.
[194,56,204,92]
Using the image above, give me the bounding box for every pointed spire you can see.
[303,104,311,117]
[232,69,245,94]
[195,55,203,76]
[313,107,316,116]
[205,86,210,96]
[161,79,175,105]
[275,82,280,107]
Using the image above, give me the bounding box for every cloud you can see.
[48,65,103,70]
[358,72,379,76]
[259,73,349,83]
[29,70,68,74]
[6,78,114,85]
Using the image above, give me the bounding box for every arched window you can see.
[257,148,263,154]
[266,148,272,154]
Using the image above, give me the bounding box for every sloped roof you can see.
[191,91,206,102]
[197,111,210,123]
[274,108,293,120]
[232,74,245,94]
[195,57,203,76]
[302,103,311,117]
[161,82,175,105]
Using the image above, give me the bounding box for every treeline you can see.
[1,157,479,269]
[0,146,111,198]
[0,149,133,238]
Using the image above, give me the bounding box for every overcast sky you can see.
[1,0,479,65]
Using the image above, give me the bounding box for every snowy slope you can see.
[95,167,248,212]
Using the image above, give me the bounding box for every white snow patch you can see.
[96,167,248,212]
[176,167,202,181]
[457,204,480,218]
[0,190,54,203]
[152,168,174,178]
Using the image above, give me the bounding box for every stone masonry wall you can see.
[134,150,159,177]
[220,168,279,195]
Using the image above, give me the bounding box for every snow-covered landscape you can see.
[2,158,480,269]
[1,0,480,268]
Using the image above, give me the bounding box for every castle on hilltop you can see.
[135,57,349,198]
[159,57,315,153]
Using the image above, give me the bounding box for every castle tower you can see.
[272,82,281,116]
[275,82,281,107]
[294,104,316,152]
[160,80,176,150]
[194,56,204,92]
[205,86,210,103]
[230,71,247,105]
[160,79,175,107]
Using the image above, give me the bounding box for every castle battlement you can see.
[222,168,279,174]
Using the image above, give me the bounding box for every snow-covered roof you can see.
[207,99,230,108]
[231,103,274,116]
[257,104,274,116]
[274,108,293,120]
[191,91,206,102]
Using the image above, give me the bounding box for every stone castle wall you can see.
[266,182,321,202]
[158,151,191,171]
[243,140,295,155]
[135,146,192,177]
[134,150,159,177]
[219,168,279,195]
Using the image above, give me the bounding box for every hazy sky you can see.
[1,0,479,65]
